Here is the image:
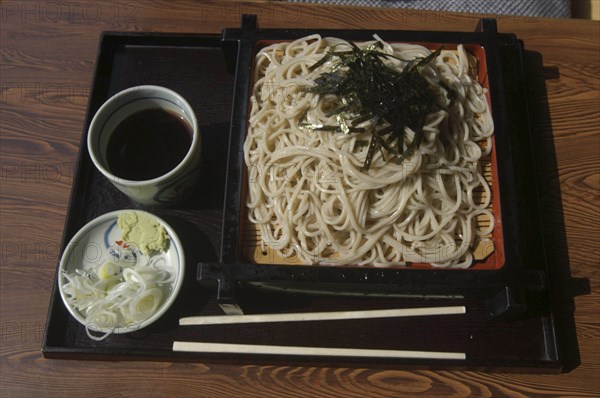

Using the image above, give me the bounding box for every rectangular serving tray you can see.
[43,19,561,371]
[241,40,504,271]
[206,16,549,318]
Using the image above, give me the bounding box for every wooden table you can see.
[1,1,598,396]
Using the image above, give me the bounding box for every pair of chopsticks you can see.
[174,306,467,360]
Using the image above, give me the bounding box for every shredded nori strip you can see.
[302,41,449,171]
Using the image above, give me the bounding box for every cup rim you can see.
[87,85,199,187]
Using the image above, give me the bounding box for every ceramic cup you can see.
[87,85,200,206]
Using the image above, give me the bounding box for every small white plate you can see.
[58,210,185,335]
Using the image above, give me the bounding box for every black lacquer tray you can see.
[43,16,561,371]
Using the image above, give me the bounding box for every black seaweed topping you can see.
[302,41,450,171]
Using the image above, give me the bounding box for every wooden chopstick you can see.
[173,341,466,360]
[179,306,466,326]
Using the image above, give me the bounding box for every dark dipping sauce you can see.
[106,108,192,181]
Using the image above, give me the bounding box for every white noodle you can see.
[244,36,495,267]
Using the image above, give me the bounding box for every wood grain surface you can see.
[1,1,599,397]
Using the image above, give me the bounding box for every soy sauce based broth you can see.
[106,108,192,181]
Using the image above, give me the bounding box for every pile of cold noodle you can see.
[244,35,495,268]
